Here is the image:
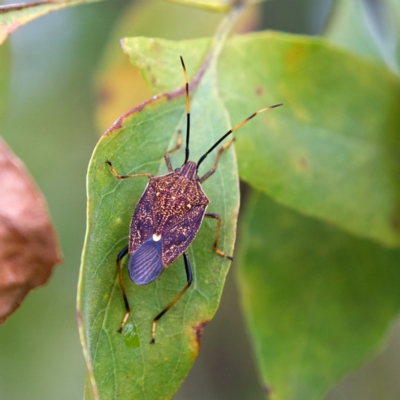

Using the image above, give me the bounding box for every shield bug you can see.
[106,56,282,343]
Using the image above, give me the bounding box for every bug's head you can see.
[177,161,198,180]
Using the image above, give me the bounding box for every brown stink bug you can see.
[106,56,282,343]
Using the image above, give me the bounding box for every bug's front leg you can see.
[164,129,182,172]
[151,251,192,344]
[106,160,152,180]
[205,213,233,260]
[199,138,235,183]
[116,246,131,333]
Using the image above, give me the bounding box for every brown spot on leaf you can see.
[262,384,273,397]
[76,309,82,325]
[97,85,113,105]
[285,43,306,73]
[299,157,309,170]
[193,320,209,347]
[0,137,62,323]
[255,86,264,97]
[390,204,400,232]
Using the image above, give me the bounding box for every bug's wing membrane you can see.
[162,205,206,266]
[128,237,164,285]
[129,184,156,253]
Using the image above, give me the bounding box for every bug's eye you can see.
[174,168,181,173]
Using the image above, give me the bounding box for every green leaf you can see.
[120,32,400,247]
[218,32,400,247]
[78,11,241,400]
[0,0,101,45]
[236,190,400,400]
[325,0,400,74]
[121,37,211,96]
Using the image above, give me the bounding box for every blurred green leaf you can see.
[325,0,385,63]
[0,0,101,45]
[326,0,400,74]
[78,11,241,399]
[120,32,400,247]
[95,0,261,132]
[165,0,265,12]
[236,190,400,400]
[388,0,400,70]
[94,0,216,133]
[165,0,233,12]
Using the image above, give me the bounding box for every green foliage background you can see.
[1,0,400,399]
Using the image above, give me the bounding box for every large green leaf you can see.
[236,190,400,400]
[0,0,101,45]
[121,32,400,247]
[78,11,241,400]
[217,32,400,247]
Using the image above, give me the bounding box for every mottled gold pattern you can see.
[129,169,209,267]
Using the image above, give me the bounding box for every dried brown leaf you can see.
[0,137,62,323]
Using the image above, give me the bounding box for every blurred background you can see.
[1,0,400,399]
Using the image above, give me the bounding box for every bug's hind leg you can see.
[164,130,182,172]
[116,246,131,333]
[151,252,192,344]
[199,139,235,183]
[106,161,152,180]
[205,213,233,261]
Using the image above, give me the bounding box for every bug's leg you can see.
[199,139,235,183]
[204,213,233,260]
[164,130,182,172]
[106,160,152,180]
[116,246,131,333]
[151,252,192,344]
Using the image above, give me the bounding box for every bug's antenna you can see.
[196,103,283,169]
[180,56,191,165]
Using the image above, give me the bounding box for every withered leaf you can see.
[0,137,61,323]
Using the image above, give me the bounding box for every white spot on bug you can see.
[153,233,162,242]
[187,204,191,209]
[156,192,160,196]
[171,196,176,200]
